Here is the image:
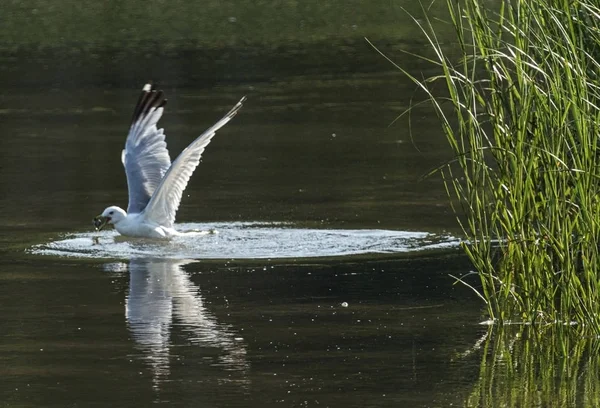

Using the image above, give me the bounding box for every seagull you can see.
[93,83,245,238]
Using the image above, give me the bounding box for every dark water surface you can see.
[2,1,578,407]
[1,254,484,407]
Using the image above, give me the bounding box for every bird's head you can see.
[93,206,127,230]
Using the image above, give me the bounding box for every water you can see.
[3,1,596,407]
[1,254,483,407]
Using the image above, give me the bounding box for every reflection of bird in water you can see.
[124,258,249,389]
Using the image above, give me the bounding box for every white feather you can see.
[141,97,246,228]
[98,83,245,239]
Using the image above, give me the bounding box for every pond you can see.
[1,1,598,407]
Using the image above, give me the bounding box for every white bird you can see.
[93,83,245,238]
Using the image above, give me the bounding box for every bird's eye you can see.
[109,211,114,215]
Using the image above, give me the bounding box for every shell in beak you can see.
[93,215,110,231]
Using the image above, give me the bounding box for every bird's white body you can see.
[94,84,245,239]
[101,206,180,238]
[115,214,180,238]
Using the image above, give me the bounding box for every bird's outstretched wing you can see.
[122,83,171,214]
[142,97,246,228]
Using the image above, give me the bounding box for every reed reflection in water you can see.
[463,324,600,407]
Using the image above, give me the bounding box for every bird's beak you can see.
[93,215,110,231]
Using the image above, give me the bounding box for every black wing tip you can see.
[131,82,168,125]
[228,96,247,117]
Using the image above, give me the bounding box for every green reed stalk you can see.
[374,0,600,330]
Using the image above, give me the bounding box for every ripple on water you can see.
[30,222,460,260]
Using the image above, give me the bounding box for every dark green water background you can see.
[2,1,591,407]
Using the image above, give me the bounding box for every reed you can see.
[373,0,600,329]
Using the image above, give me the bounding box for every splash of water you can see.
[31,222,460,260]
